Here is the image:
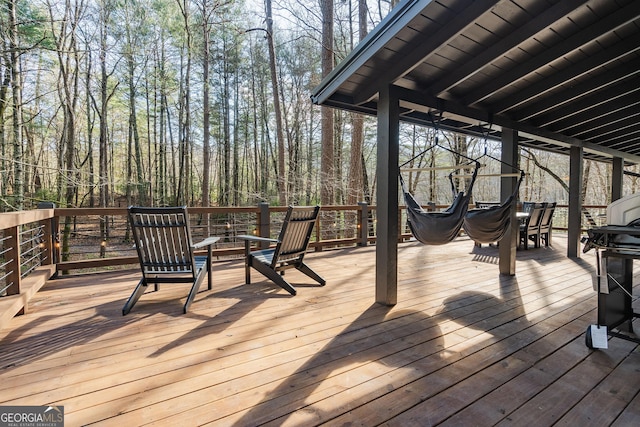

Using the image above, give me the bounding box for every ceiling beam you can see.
[509,56,640,121]
[542,90,640,131]
[352,0,502,105]
[461,1,640,106]
[610,140,640,152]
[426,0,589,97]
[569,109,640,140]
[396,86,640,163]
[596,130,640,148]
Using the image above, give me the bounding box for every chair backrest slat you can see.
[526,203,545,230]
[539,202,556,229]
[271,206,320,265]
[129,206,195,276]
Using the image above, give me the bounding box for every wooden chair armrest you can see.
[237,235,279,244]
[237,235,278,258]
[192,236,221,249]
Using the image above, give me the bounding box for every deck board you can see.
[0,235,638,426]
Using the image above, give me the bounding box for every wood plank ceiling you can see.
[311,0,640,163]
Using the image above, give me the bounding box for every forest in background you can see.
[0,0,637,213]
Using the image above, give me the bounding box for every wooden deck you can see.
[0,235,638,426]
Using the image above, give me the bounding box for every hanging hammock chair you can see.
[400,158,480,245]
[462,170,525,244]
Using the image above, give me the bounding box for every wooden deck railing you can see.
[50,204,378,272]
[0,202,605,329]
[0,204,382,328]
[0,208,57,328]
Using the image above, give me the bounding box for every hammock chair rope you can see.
[462,122,526,244]
[462,171,525,244]
[400,152,480,246]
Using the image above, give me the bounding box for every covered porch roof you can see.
[311,0,640,305]
[312,0,640,164]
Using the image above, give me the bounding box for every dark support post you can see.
[358,202,369,246]
[612,156,624,202]
[568,146,583,258]
[499,128,518,275]
[376,85,400,306]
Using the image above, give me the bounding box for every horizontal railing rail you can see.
[52,204,379,272]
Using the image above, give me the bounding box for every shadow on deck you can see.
[0,235,638,426]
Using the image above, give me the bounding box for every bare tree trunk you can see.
[220,36,231,206]
[9,0,23,209]
[347,0,368,206]
[582,160,591,205]
[84,50,94,208]
[97,1,113,251]
[286,101,301,204]
[144,69,153,206]
[233,55,240,206]
[48,0,84,264]
[127,65,144,204]
[53,28,78,206]
[0,51,10,207]
[249,40,260,198]
[202,3,211,208]
[362,152,372,203]
[158,34,169,205]
[320,0,334,206]
[0,39,11,210]
[265,0,286,205]
[522,148,569,193]
[124,3,145,205]
[334,111,343,206]
[259,69,270,197]
[176,0,192,206]
[98,3,110,209]
[166,92,177,203]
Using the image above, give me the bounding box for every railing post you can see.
[314,209,322,252]
[37,202,56,266]
[358,202,369,246]
[52,213,60,271]
[40,217,53,266]
[258,202,270,249]
[4,225,22,312]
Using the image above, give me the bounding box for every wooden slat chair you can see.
[519,202,545,249]
[539,202,557,247]
[124,206,220,315]
[238,206,325,295]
